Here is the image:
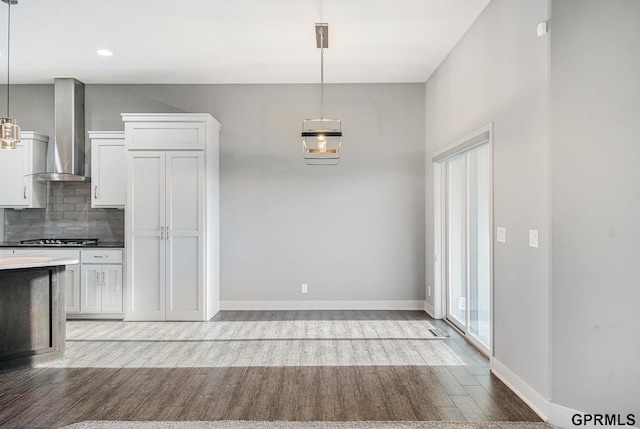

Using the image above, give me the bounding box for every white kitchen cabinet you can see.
[89,131,125,208]
[0,132,48,209]
[127,151,204,320]
[80,264,123,313]
[124,113,220,321]
[79,249,124,314]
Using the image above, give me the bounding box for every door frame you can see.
[432,123,494,356]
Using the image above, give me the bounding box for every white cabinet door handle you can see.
[23,186,27,199]
[96,271,101,286]
[94,185,98,199]
[160,226,164,240]
[102,272,105,285]
[165,226,169,240]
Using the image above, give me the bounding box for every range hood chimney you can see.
[34,78,86,181]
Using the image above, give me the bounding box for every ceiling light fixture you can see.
[1,0,20,150]
[301,23,342,165]
[97,49,114,57]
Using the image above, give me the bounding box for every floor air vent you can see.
[429,328,450,337]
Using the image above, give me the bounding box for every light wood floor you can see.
[0,311,541,428]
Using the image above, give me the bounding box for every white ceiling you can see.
[0,0,490,84]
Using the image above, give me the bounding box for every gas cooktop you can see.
[18,238,99,246]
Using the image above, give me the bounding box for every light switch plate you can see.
[529,229,539,248]
[497,227,507,243]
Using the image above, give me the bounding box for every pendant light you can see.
[301,23,342,165]
[1,0,20,150]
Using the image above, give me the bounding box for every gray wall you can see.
[7,83,426,303]
[0,85,54,136]
[424,0,550,398]
[550,0,640,413]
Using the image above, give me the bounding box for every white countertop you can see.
[0,255,80,271]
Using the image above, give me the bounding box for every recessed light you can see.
[97,49,114,57]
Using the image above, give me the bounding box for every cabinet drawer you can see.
[81,249,123,264]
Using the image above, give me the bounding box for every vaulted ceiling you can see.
[0,0,490,84]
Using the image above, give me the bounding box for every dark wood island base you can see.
[0,264,68,372]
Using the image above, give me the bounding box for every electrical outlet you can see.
[302,283,308,294]
[428,286,431,297]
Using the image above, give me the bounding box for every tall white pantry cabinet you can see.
[122,113,221,321]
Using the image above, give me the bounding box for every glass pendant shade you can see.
[0,117,20,149]
[302,118,342,165]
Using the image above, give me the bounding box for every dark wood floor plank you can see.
[336,367,366,421]
[160,369,205,410]
[356,367,387,409]
[318,366,342,420]
[0,376,61,427]
[202,392,235,421]
[223,367,263,420]
[183,394,215,421]
[395,366,443,418]
[435,406,466,421]
[272,374,301,421]
[34,368,117,427]
[464,384,515,420]
[4,399,62,429]
[376,367,417,421]
[0,367,49,397]
[447,365,481,386]
[450,395,489,421]
[430,366,468,396]
[90,369,151,421]
[474,374,542,421]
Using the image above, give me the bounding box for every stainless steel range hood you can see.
[34,78,86,181]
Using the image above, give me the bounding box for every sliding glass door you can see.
[446,155,467,329]
[443,143,491,352]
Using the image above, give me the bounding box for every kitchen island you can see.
[0,255,78,371]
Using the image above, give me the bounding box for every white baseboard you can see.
[424,300,436,318]
[220,300,426,311]
[490,357,549,421]
[491,358,640,429]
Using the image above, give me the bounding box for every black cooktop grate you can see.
[19,238,99,246]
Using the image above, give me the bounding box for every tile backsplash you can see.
[3,182,124,243]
